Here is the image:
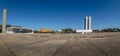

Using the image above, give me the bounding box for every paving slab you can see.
[2,36,68,56]
[86,36,120,56]
[0,38,14,56]
[54,39,106,56]
[0,33,120,56]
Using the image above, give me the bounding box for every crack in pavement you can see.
[0,37,16,56]
[85,39,109,56]
[51,37,73,56]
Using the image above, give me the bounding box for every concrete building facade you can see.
[6,26,33,34]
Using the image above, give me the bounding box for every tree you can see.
[101,28,120,32]
[20,29,32,33]
[61,28,74,33]
[0,24,12,28]
[33,30,40,33]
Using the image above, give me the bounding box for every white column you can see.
[2,9,7,34]
[89,16,91,30]
[85,16,88,30]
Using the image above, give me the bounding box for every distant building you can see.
[76,16,93,34]
[57,29,62,33]
[6,26,22,33]
[6,26,33,34]
[76,29,92,34]
[39,28,52,33]
[20,28,33,34]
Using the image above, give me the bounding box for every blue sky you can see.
[0,0,120,30]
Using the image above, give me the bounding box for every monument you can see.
[2,9,7,34]
[85,16,91,30]
[76,16,92,33]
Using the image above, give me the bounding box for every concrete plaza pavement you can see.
[0,33,120,56]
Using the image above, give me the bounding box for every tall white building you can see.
[76,16,92,34]
[85,16,91,30]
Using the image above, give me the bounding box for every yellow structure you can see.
[39,28,52,33]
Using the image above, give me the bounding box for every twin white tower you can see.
[76,16,92,33]
[85,16,91,30]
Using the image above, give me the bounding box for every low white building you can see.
[57,29,62,33]
[76,29,93,34]
[6,26,22,33]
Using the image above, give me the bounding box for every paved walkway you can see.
[0,33,120,56]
